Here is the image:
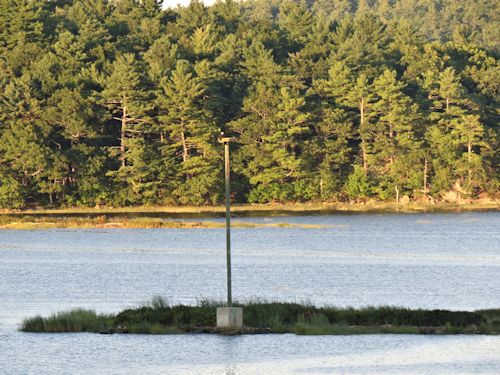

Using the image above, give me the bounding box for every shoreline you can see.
[2,200,499,216]
[0,217,327,230]
[0,201,498,230]
[1,201,497,230]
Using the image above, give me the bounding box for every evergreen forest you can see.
[0,0,498,208]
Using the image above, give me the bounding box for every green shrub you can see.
[345,166,372,200]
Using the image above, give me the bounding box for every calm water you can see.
[1,212,499,374]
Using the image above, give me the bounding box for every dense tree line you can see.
[0,0,498,207]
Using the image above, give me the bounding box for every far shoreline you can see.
[1,201,497,230]
[1,200,499,216]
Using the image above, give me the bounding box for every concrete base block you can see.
[216,307,243,328]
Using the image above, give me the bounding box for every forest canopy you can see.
[0,0,498,207]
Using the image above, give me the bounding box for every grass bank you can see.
[1,200,497,229]
[20,298,500,335]
[2,200,499,216]
[0,215,326,230]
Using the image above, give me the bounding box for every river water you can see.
[0,212,499,374]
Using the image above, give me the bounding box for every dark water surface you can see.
[1,212,499,374]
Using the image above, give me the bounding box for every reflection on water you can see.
[0,212,499,374]
[2,332,499,374]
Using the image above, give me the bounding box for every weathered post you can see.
[223,136,232,306]
[216,133,243,329]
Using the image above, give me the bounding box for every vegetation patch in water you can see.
[20,297,500,335]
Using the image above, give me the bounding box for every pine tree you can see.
[310,61,355,197]
[142,0,163,17]
[350,74,376,173]
[102,53,151,168]
[143,35,179,81]
[334,13,389,74]
[451,114,487,193]
[190,24,218,58]
[157,60,221,204]
[312,0,353,22]
[45,89,97,142]
[278,0,313,47]
[309,107,354,199]
[0,74,52,203]
[437,67,464,114]
[231,84,310,202]
[112,137,164,204]
[174,0,209,37]
[425,67,471,195]
[0,0,47,50]
[0,165,25,208]
[241,41,283,87]
[312,61,375,175]
[371,69,422,198]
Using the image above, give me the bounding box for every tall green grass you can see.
[21,309,113,333]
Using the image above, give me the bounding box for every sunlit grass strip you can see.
[2,200,498,216]
[20,298,500,335]
[0,216,328,230]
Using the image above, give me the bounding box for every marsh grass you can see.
[127,323,183,334]
[239,301,312,329]
[21,309,113,333]
[317,306,484,327]
[0,215,327,230]
[147,296,170,310]
[2,199,497,229]
[474,309,500,334]
[20,297,497,335]
[3,200,498,216]
[475,308,500,322]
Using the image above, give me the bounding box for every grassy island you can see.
[21,298,500,336]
